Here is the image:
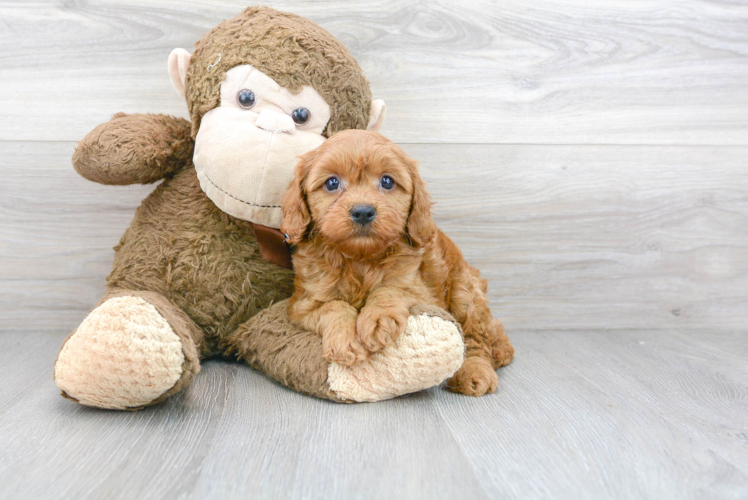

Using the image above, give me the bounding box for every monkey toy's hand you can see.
[73,113,193,186]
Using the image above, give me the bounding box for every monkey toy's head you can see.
[167,6,386,228]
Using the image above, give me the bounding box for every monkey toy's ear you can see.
[280,151,314,244]
[168,48,192,98]
[367,100,387,132]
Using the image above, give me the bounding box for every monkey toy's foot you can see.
[327,305,465,402]
[54,294,201,410]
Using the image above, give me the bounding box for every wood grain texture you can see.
[1,1,747,498]
[432,328,748,499]
[3,141,746,332]
[1,0,747,144]
[404,143,748,331]
[0,330,745,499]
[0,141,156,331]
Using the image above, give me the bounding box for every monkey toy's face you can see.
[168,46,386,230]
[192,65,331,228]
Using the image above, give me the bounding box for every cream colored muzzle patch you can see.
[194,108,326,228]
[193,64,331,228]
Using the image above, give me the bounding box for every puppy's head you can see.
[281,130,436,257]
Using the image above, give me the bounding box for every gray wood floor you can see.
[1,1,747,499]
[1,329,746,500]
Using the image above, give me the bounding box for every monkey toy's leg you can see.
[54,289,204,410]
[223,301,466,403]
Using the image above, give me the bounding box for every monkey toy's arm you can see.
[73,113,194,185]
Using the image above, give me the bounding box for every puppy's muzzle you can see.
[350,204,376,226]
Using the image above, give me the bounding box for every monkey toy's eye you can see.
[380,175,395,190]
[237,89,256,109]
[292,107,310,125]
[324,177,340,192]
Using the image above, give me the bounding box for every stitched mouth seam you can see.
[202,172,281,208]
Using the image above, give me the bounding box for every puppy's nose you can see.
[350,204,376,226]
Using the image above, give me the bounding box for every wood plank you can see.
[0,332,238,500]
[433,329,748,499]
[404,143,748,331]
[1,0,747,144]
[0,332,487,500]
[2,141,746,332]
[0,141,155,332]
[0,330,745,498]
[187,372,488,500]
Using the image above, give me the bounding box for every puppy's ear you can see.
[281,150,314,244]
[402,153,437,247]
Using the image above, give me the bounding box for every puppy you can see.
[281,130,513,396]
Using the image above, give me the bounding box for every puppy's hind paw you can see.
[492,340,515,368]
[446,357,499,397]
[488,318,514,367]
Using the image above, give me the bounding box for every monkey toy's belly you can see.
[105,165,295,353]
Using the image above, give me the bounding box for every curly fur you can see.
[281,130,514,396]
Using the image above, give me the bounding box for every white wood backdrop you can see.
[0,1,746,499]
[1,0,747,332]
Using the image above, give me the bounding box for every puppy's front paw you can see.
[446,357,499,397]
[323,322,369,367]
[356,306,408,354]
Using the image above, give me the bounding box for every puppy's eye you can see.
[324,177,340,192]
[292,107,310,125]
[237,89,256,109]
[380,175,395,190]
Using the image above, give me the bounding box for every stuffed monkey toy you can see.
[53,6,466,410]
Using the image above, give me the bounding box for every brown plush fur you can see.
[72,113,194,185]
[73,6,376,360]
[105,159,296,355]
[282,131,514,396]
[186,6,372,138]
[74,112,295,355]
[222,299,342,401]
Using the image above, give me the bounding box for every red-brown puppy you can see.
[281,130,513,396]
